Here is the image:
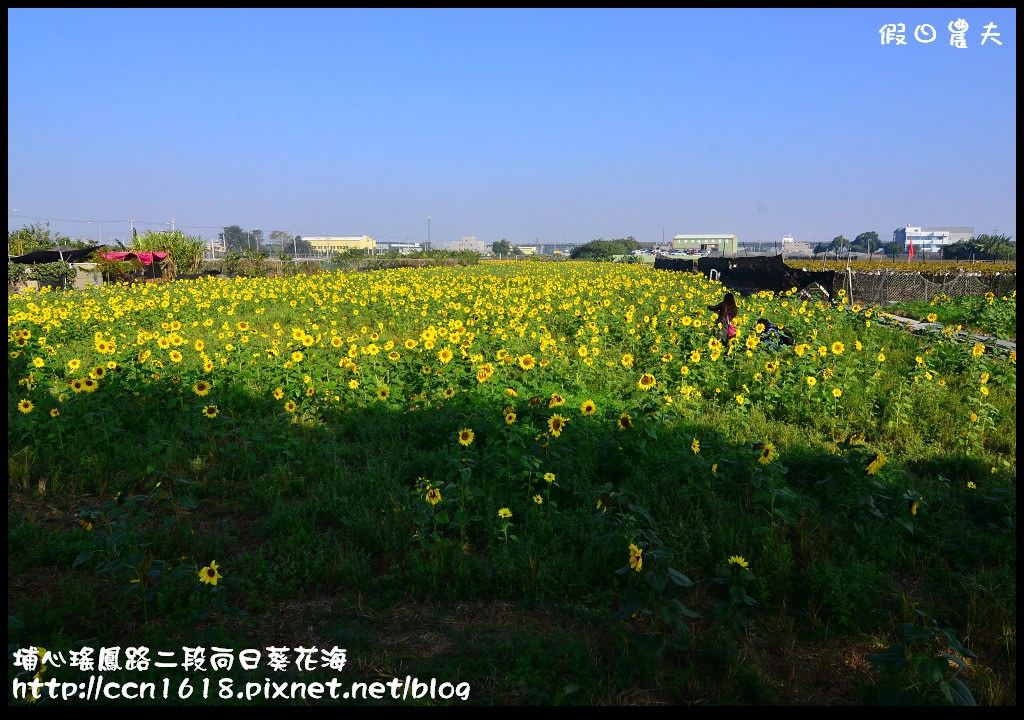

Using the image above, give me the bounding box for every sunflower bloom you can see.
[617,413,633,431]
[638,373,656,391]
[202,405,219,418]
[629,543,643,572]
[198,561,222,586]
[548,414,568,437]
[18,399,34,414]
[866,452,886,475]
[728,555,749,569]
[498,507,512,519]
[425,487,442,506]
[458,428,475,446]
[691,438,700,454]
[581,400,596,416]
[193,381,211,396]
[756,442,777,465]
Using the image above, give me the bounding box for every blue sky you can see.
[7,8,1017,248]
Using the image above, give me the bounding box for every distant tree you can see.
[491,239,512,256]
[8,222,72,256]
[269,230,292,255]
[942,233,1015,261]
[852,231,879,253]
[570,237,639,261]
[220,225,247,253]
[881,241,901,258]
[249,229,264,250]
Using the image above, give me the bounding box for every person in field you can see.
[755,317,795,350]
[708,292,738,343]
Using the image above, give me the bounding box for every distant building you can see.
[450,236,487,254]
[672,234,739,255]
[893,226,973,254]
[378,241,422,254]
[305,235,376,254]
[517,246,538,256]
[207,237,226,254]
[779,233,815,256]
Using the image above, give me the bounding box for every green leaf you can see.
[938,627,976,659]
[867,645,908,671]
[72,550,96,569]
[912,653,944,684]
[8,615,25,631]
[434,511,450,525]
[939,680,954,704]
[939,652,967,669]
[667,567,695,587]
[642,528,663,546]
[902,623,932,644]
[628,503,655,528]
[612,588,648,620]
[645,570,667,592]
[947,677,976,706]
[660,605,685,631]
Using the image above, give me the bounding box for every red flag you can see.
[908,237,914,259]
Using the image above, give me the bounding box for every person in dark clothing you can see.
[708,292,738,343]
[755,317,794,350]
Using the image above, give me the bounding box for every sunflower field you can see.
[7,263,1016,705]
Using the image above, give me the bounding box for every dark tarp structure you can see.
[10,245,98,264]
[653,257,697,273]
[656,253,838,299]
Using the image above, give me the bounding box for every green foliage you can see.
[218,225,264,254]
[852,231,880,253]
[598,488,699,649]
[492,238,513,256]
[132,229,206,277]
[8,262,30,285]
[29,261,76,284]
[90,252,145,283]
[6,263,1016,705]
[570,237,639,261]
[867,610,977,706]
[886,292,1016,340]
[942,233,1015,261]
[7,222,72,256]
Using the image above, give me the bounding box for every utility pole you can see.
[293,233,297,258]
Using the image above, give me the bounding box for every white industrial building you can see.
[672,234,739,255]
[893,226,974,254]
